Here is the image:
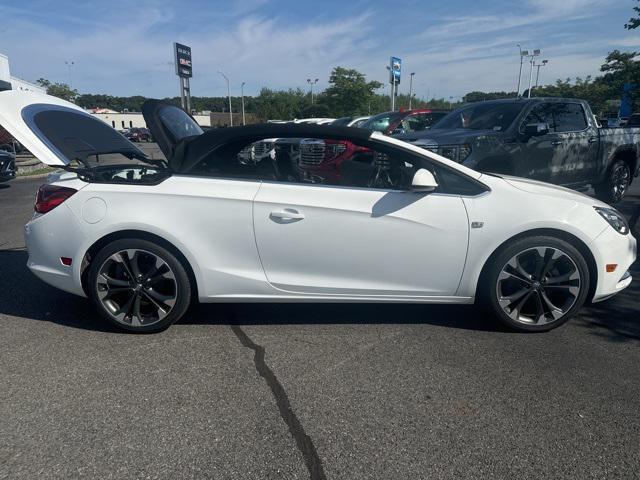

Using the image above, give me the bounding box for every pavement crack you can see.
[230,324,327,480]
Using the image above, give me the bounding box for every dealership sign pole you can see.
[390,56,401,111]
[174,42,193,113]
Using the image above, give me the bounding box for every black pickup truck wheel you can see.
[595,160,631,204]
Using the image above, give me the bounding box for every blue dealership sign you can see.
[390,56,401,84]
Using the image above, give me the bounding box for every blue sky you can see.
[0,0,638,99]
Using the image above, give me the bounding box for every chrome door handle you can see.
[588,137,598,143]
[270,209,305,221]
[551,140,563,146]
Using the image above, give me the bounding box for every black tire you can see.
[479,235,590,332]
[88,238,192,333]
[595,159,631,204]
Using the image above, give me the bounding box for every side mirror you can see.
[411,168,438,193]
[523,122,549,137]
[392,127,405,135]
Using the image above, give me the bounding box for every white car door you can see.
[253,181,469,297]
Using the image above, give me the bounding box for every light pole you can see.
[218,70,232,126]
[241,81,246,126]
[307,78,318,104]
[516,45,524,97]
[65,61,74,88]
[534,59,549,92]
[408,72,415,110]
[386,66,396,111]
[526,49,541,98]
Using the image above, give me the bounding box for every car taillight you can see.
[34,184,77,214]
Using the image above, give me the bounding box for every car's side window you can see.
[190,136,418,192]
[521,103,556,133]
[553,103,588,132]
[521,102,588,134]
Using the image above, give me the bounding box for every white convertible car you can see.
[0,91,635,332]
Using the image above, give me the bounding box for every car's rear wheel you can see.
[88,238,191,332]
[481,236,590,332]
[595,159,631,204]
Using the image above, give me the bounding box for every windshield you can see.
[360,111,403,132]
[158,105,204,140]
[432,103,525,131]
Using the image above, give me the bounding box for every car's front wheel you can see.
[88,238,192,332]
[481,236,590,332]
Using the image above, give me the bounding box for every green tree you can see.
[626,0,640,29]
[321,67,383,117]
[36,78,78,103]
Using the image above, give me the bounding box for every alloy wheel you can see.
[496,247,581,325]
[96,249,177,327]
[611,163,630,203]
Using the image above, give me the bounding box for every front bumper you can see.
[591,227,637,302]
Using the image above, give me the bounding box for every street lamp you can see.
[526,49,541,98]
[307,78,319,104]
[241,81,246,126]
[386,66,393,110]
[408,72,415,110]
[65,61,74,88]
[516,45,524,97]
[533,59,549,93]
[218,70,232,126]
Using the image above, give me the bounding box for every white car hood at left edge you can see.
[0,90,86,166]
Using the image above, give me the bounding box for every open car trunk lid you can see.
[0,90,146,167]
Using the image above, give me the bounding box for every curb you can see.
[15,172,56,181]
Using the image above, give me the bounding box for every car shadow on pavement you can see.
[575,259,640,343]
[0,248,120,333]
[1,248,637,339]
[0,248,502,334]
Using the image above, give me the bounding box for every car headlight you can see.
[594,207,630,235]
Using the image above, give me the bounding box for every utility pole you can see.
[534,59,549,92]
[241,81,246,125]
[65,61,74,88]
[516,44,524,97]
[387,65,394,112]
[526,49,541,98]
[307,78,318,104]
[218,70,232,126]
[408,72,415,110]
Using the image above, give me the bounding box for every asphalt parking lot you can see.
[1,167,639,479]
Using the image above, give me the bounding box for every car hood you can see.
[499,175,609,208]
[394,128,496,145]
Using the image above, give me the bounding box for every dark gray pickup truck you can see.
[395,98,640,203]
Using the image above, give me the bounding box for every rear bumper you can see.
[591,227,637,302]
[24,204,87,297]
